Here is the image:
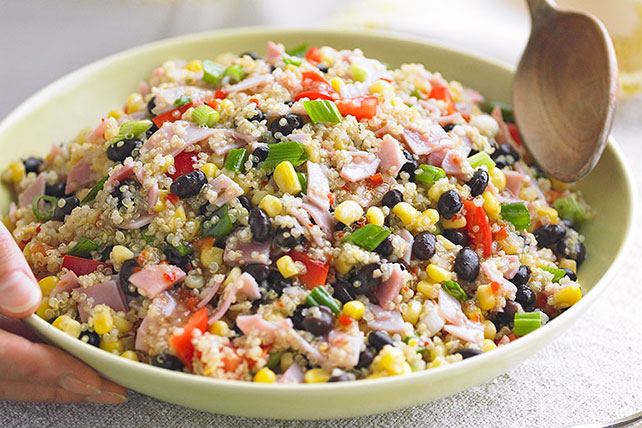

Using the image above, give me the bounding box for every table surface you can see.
[2,1,642,427]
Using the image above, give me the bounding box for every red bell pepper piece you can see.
[61,255,112,276]
[152,102,193,128]
[305,47,322,64]
[429,85,456,115]
[294,72,337,101]
[169,306,208,368]
[288,251,329,289]
[462,200,493,258]
[506,123,523,147]
[335,97,378,121]
[168,151,199,180]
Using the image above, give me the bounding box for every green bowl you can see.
[1,28,635,419]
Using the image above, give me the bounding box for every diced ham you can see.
[366,305,405,333]
[503,170,525,198]
[402,125,447,155]
[141,121,216,157]
[288,329,325,365]
[421,301,446,336]
[135,292,177,352]
[235,273,261,300]
[437,113,463,126]
[277,363,304,384]
[18,173,45,208]
[497,255,520,280]
[398,229,413,264]
[210,129,259,156]
[207,174,244,207]
[138,81,150,97]
[197,276,223,308]
[65,159,92,194]
[50,270,79,297]
[223,230,271,265]
[147,182,159,214]
[129,264,186,299]
[117,213,157,230]
[438,287,467,326]
[441,149,470,179]
[77,277,128,322]
[87,119,108,143]
[377,135,405,177]
[225,74,273,94]
[340,151,380,183]
[481,260,517,300]
[302,201,335,240]
[325,328,364,369]
[265,41,285,65]
[498,335,511,345]
[305,162,330,210]
[9,202,16,223]
[426,142,455,167]
[444,320,484,345]
[290,207,324,247]
[208,273,261,323]
[106,163,135,188]
[287,133,311,144]
[374,264,405,308]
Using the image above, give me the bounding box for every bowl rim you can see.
[9,26,637,394]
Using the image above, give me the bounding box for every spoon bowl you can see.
[513,0,618,182]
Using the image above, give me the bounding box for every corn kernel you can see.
[258,195,283,217]
[209,320,230,336]
[273,161,301,195]
[113,315,133,333]
[462,301,482,322]
[52,315,82,338]
[93,305,114,335]
[4,161,25,183]
[254,367,277,383]
[108,109,123,119]
[369,79,393,94]
[304,368,330,383]
[201,245,224,269]
[170,205,187,231]
[440,214,466,229]
[224,267,242,286]
[187,59,203,72]
[35,299,50,319]
[366,207,385,226]
[482,339,497,352]
[428,180,450,201]
[482,191,501,221]
[536,204,559,223]
[335,251,355,276]
[402,300,422,325]
[284,64,298,73]
[553,285,582,308]
[430,344,447,361]
[334,200,364,226]
[111,245,134,264]
[550,177,571,191]
[38,276,59,297]
[277,255,299,278]
[413,209,440,231]
[372,346,411,376]
[426,264,451,283]
[2,215,15,232]
[330,77,344,92]
[280,352,294,373]
[126,93,145,114]
[429,356,447,369]
[100,338,124,353]
[559,258,577,273]
[483,320,497,340]
[415,80,431,93]
[437,234,457,251]
[343,300,365,321]
[393,202,419,226]
[489,167,506,191]
[476,283,496,311]
[153,190,170,212]
[417,280,438,299]
[200,162,219,179]
[498,234,520,255]
[121,350,139,361]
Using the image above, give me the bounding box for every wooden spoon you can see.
[513,0,618,182]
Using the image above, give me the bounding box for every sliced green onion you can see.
[341,224,391,252]
[443,280,467,302]
[67,237,100,258]
[285,43,308,57]
[32,195,58,222]
[541,266,566,283]
[192,105,220,128]
[513,311,542,336]
[261,141,309,169]
[306,286,341,315]
[468,152,496,170]
[224,65,245,83]
[297,172,307,194]
[202,60,226,85]
[481,101,515,123]
[303,100,342,124]
[283,53,303,66]
[415,164,446,184]
[350,64,368,82]
[410,89,422,99]
[266,350,284,371]
[119,120,153,139]
[224,148,248,172]
[141,227,155,244]
[81,176,108,204]
[174,244,193,257]
[501,202,530,230]
[173,95,191,108]
[202,204,234,239]
[553,195,587,224]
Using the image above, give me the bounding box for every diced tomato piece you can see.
[507,123,523,146]
[335,97,378,121]
[294,72,337,101]
[288,251,330,289]
[462,200,493,258]
[169,307,208,369]
[152,102,193,128]
[249,98,259,106]
[305,47,322,64]
[166,193,179,205]
[338,314,353,326]
[368,173,383,186]
[429,85,456,115]
[61,255,112,276]
[168,151,199,180]
[215,89,227,99]
[490,281,501,293]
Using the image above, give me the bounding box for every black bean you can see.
[355,263,382,295]
[170,170,207,199]
[442,229,468,247]
[79,330,101,347]
[302,306,335,336]
[368,331,394,351]
[45,182,67,198]
[356,347,376,369]
[399,151,418,181]
[515,285,536,308]
[273,227,305,249]
[316,63,329,73]
[243,264,271,282]
[163,245,192,271]
[442,123,456,132]
[510,265,531,286]
[562,268,577,281]
[267,270,292,294]
[576,242,586,266]
[249,109,266,123]
[556,239,586,266]
[328,373,350,382]
[332,278,355,304]
[491,143,520,166]
[291,305,307,330]
[240,51,261,60]
[119,259,140,297]
[147,96,156,115]
[374,235,393,258]
[458,349,483,359]
[533,224,566,248]
[99,245,114,262]
[151,352,184,371]
[269,114,304,138]
[232,324,244,337]
[145,122,159,138]
[249,208,271,242]
[237,195,252,211]
[494,160,508,169]
[382,189,403,209]
[111,179,138,209]
[283,100,294,107]
[412,232,437,260]
[252,145,269,166]
[454,248,480,282]
[466,169,489,197]
[52,196,79,222]
[437,190,463,219]
[23,157,43,174]
[106,138,142,163]
[503,301,520,320]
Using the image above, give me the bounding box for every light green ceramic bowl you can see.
[1,28,635,419]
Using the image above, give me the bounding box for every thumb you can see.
[0,222,41,318]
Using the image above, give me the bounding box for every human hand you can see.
[0,222,127,403]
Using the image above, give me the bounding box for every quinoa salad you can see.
[3,42,590,383]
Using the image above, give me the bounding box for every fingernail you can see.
[0,271,41,315]
[59,374,102,396]
[84,391,127,404]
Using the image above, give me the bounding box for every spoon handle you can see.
[525,0,556,23]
